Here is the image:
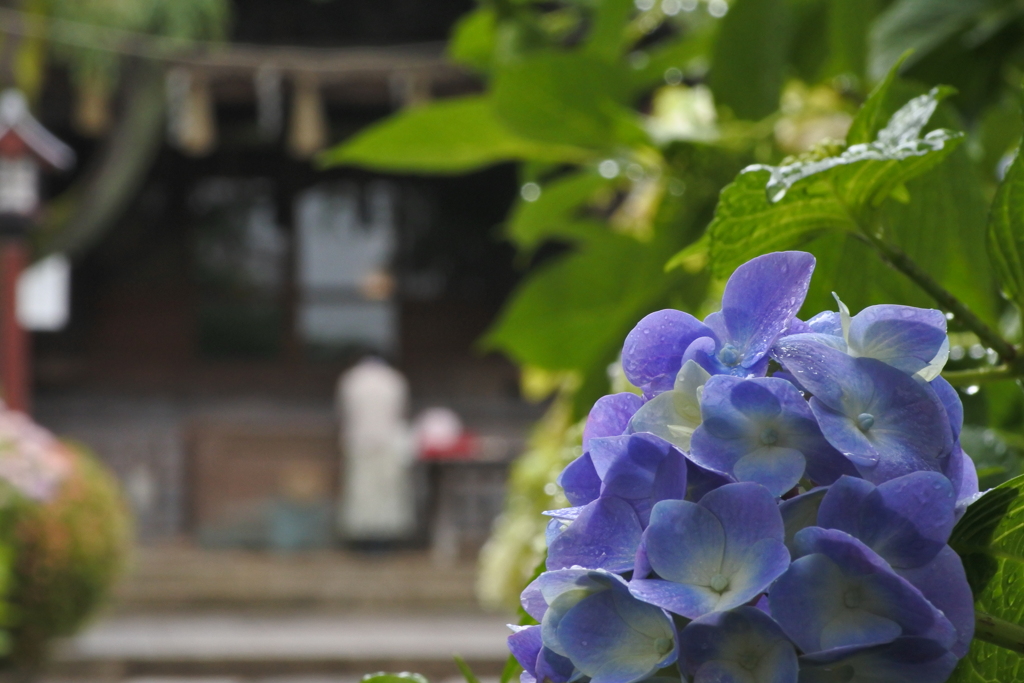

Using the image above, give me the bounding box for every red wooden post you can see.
[0,238,28,412]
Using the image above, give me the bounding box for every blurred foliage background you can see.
[327,0,1024,610]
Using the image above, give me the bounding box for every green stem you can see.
[861,231,1018,363]
[974,612,1024,655]
[942,365,1016,386]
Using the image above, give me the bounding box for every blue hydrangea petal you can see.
[521,577,548,622]
[817,473,954,569]
[948,445,980,519]
[777,339,952,482]
[930,376,963,442]
[718,251,815,368]
[807,311,843,336]
[733,447,806,497]
[769,552,900,653]
[557,584,677,683]
[815,475,874,538]
[585,393,645,450]
[720,538,791,612]
[784,528,956,651]
[537,642,577,683]
[679,607,797,683]
[644,499,725,585]
[863,473,955,568]
[683,333,772,378]
[846,304,949,381]
[547,496,643,572]
[692,376,841,495]
[509,625,543,683]
[780,487,827,552]
[622,309,714,396]
[511,625,573,683]
[701,483,784,559]
[798,637,958,683]
[776,331,847,353]
[592,435,667,496]
[589,434,687,525]
[628,578,720,619]
[896,546,974,658]
[687,459,734,502]
[558,453,601,507]
[808,398,878,468]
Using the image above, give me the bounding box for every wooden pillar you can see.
[0,239,28,413]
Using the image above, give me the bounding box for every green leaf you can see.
[947,474,1024,682]
[507,170,613,248]
[492,52,646,149]
[320,96,590,174]
[846,51,912,146]
[454,655,482,683]
[703,170,856,277]
[821,0,878,82]
[987,143,1024,313]
[585,0,635,61]
[362,673,429,683]
[802,144,999,325]
[869,0,990,81]
[627,25,718,96]
[500,653,524,683]
[448,7,498,72]
[483,232,683,372]
[699,86,966,277]
[708,0,790,120]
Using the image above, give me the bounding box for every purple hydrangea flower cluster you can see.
[508,252,976,683]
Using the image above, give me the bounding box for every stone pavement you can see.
[49,611,513,682]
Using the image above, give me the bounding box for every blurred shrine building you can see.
[9,0,538,564]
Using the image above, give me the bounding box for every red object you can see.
[419,432,480,461]
[0,240,29,413]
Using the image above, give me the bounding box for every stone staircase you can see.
[45,545,511,682]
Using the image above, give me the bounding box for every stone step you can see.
[49,613,513,682]
[114,547,480,611]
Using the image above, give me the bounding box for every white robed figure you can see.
[337,357,415,541]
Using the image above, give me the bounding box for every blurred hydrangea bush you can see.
[0,411,130,671]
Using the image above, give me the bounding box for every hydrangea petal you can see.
[585,393,645,450]
[643,499,724,585]
[622,310,713,396]
[628,578,721,619]
[678,607,797,683]
[817,472,954,569]
[691,376,844,495]
[718,251,815,368]
[784,528,956,651]
[930,376,963,442]
[556,581,677,683]
[780,488,827,552]
[547,496,643,572]
[628,361,709,451]
[798,637,958,683]
[846,304,949,381]
[559,453,601,507]
[896,546,974,658]
[775,339,952,483]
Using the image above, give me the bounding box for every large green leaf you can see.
[708,0,790,120]
[948,474,1024,682]
[320,96,589,174]
[448,7,497,72]
[492,51,647,149]
[987,140,1024,314]
[704,170,856,277]
[869,0,994,81]
[802,145,998,324]
[698,87,965,276]
[506,170,613,248]
[584,0,635,61]
[483,232,680,372]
